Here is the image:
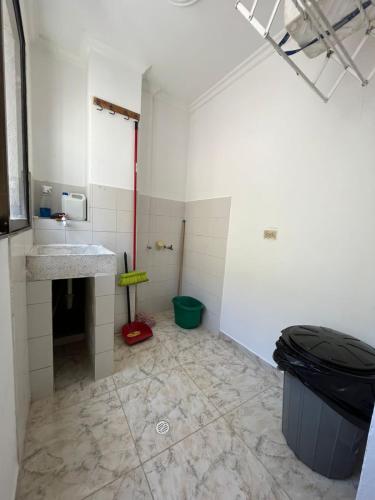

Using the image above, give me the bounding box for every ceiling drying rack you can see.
[235,0,375,102]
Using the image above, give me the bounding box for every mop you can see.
[118,121,153,345]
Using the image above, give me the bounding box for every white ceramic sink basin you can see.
[27,244,117,281]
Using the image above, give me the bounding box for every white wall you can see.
[0,238,19,500]
[9,230,33,460]
[88,51,142,190]
[138,89,188,201]
[186,51,375,365]
[30,42,87,186]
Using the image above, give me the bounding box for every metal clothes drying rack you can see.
[235,0,375,102]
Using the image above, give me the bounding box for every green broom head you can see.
[118,270,149,287]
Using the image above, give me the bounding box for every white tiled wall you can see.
[8,229,33,460]
[26,280,53,400]
[86,274,115,380]
[137,195,185,314]
[182,197,231,333]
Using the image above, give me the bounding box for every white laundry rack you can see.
[235,0,375,102]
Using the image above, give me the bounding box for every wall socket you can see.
[264,229,277,240]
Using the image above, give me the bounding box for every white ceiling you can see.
[25,0,277,104]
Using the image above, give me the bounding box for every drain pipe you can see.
[66,279,74,310]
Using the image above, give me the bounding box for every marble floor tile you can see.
[156,324,216,356]
[28,375,115,425]
[143,417,290,500]
[19,314,357,500]
[218,335,284,385]
[17,391,139,500]
[153,309,174,322]
[226,386,358,500]
[178,339,278,413]
[53,344,93,391]
[113,335,178,389]
[117,366,219,462]
[86,467,152,500]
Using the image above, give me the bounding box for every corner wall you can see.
[186,49,375,364]
[182,197,231,332]
[136,88,189,313]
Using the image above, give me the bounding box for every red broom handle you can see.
[133,121,138,271]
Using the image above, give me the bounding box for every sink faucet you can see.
[55,213,69,227]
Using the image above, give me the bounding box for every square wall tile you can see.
[95,350,114,380]
[208,217,229,239]
[92,231,117,252]
[137,214,150,235]
[209,197,231,218]
[116,211,133,233]
[115,294,126,315]
[95,295,115,326]
[66,230,93,244]
[115,313,127,333]
[94,323,114,354]
[207,237,227,259]
[28,335,53,371]
[66,220,92,231]
[116,188,133,211]
[116,232,132,254]
[137,195,150,215]
[92,184,117,210]
[34,229,66,245]
[93,208,116,232]
[95,274,115,297]
[27,281,51,305]
[33,218,65,230]
[30,366,54,401]
[27,303,52,338]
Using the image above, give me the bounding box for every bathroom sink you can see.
[27,244,117,281]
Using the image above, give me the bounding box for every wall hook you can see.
[97,105,103,111]
[109,109,115,115]
[124,115,130,120]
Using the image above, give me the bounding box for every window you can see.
[0,0,29,235]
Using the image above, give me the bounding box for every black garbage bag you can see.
[273,325,375,430]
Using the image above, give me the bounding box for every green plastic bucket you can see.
[172,296,204,329]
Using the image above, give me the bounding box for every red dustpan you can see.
[122,321,153,346]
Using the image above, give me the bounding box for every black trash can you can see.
[273,325,375,479]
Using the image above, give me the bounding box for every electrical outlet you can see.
[264,229,277,240]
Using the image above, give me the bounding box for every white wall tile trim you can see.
[94,295,115,326]
[94,274,115,297]
[27,280,52,305]
[30,367,54,401]
[28,336,53,371]
[94,350,114,380]
[94,324,115,354]
[27,302,53,339]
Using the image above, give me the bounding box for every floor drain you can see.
[156,420,170,435]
